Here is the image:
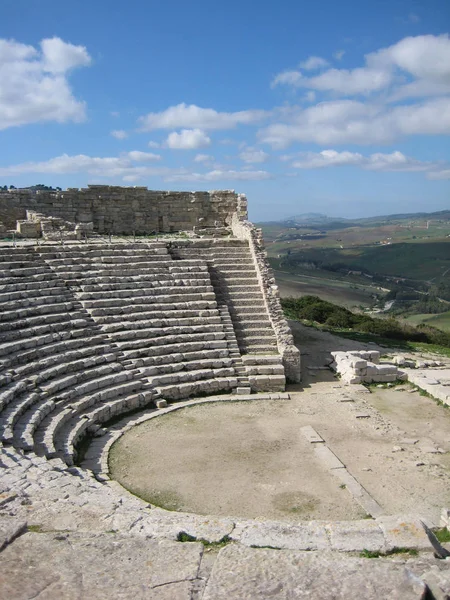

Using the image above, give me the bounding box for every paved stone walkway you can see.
[406,368,450,406]
[2,440,450,598]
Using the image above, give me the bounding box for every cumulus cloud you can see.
[166,169,271,182]
[126,151,161,162]
[139,103,268,131]
[259,97,450,147]
[40,37,91,73]
[239,147,269,163]
[147,140,160,148]
[194,153,214,163]
[166,128,211,150]
[111,130,128,139]
[299,56,329,70]
[271,34,450,99]
[0,151,271,184]
[291,149,437,174]
[0,37,91,130]
[0,152,164,179]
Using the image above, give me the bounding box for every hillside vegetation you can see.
[282,295,450,350]
[260,209,450,332]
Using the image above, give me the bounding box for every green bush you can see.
[281,295,450,348]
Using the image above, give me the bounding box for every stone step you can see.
[0,319,91,343]
[107,323,226,343]
[242,355,284,365]
[95,308,220,324]
[157,376,238,401]
[121,339,229,360]
[3,336,111,368]
[89,300,218,317]
[0,302,84,322]
[137,357,233,377]
[113,331,227,352]
[241,345,280,354]
[0,279,66,293]
[148,366,235,388]
[76,281,213,299]
[81,291,217,309]
[100,316,222,334]
[0,293,76,313]
[79,273,210,291]
[0,311,87,332]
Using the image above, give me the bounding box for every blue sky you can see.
[0,0,449,221]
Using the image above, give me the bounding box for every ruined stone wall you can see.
[0,186,243,234]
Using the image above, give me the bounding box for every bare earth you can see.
[109,322,450,525]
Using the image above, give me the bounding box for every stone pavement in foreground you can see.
[1,440,450,599]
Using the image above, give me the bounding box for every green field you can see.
[273,270,379,309]
[269,241,450,283]
[402,311,450,332]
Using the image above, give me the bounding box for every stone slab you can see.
[130,508,235,543]
[314,445,345,470]
[230,519,330,550]
[376,515,431,551]
[333,469,384,517]
[325,520,385,552]
[300,425,324,443]
[0,517,27,552]
[0,531,202,599]
[202,545,428,599]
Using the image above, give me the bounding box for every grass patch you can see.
[27,524,44,533]
[360,547,419,558]
[177,532,232,548]
[434,528,450,543]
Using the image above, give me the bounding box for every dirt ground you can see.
[109,322,450,525]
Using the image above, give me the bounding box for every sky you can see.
[0,0,449,221]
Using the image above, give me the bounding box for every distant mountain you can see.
[260,209,450,229]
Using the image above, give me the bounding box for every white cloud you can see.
[305,91,316,103]
[126,151,161,162]
[111,130,128,139]
[292,150,364,169]
[0,37,91,130]
[110,111,120,118]
[427,169,450,180]
[40,37,91,73]
[166,169,271,182]
[139,103,268,131]
[0,152,272,184]
[194,153,213,163]
[166,128,211,150]
[0,152,164,179]
[299,56,329,70]
[333,50,345,61]
[272,34,450,99]
[303,67,392,94]
[271,70,303,88]
[291,149,436,173]
[239,147,269,163]
[259,97,450,147]
[148,140,160,148]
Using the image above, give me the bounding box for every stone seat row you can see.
[75,281,213,300]
[99,315,222,333]
[80,291,217,310]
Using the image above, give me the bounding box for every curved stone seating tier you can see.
[0,239,286,464]
[120,339,229,360]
